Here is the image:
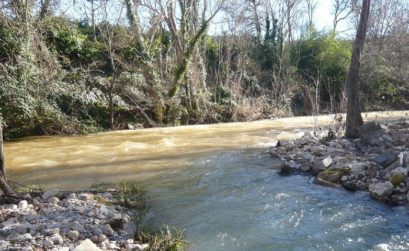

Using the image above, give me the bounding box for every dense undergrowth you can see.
[0,1,408,139]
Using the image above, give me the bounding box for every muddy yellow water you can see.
[5,111,409,250]
[5,111,407,190]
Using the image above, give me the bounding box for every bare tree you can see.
[332,0,353,33]
[305,0,317,28]
[283,0,300,44]
[345,0,371,138]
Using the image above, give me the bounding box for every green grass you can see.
[137,226,188,251]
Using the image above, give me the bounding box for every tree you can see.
[0,121,18,198]
[345,0,371,138]
[332,0,353,33]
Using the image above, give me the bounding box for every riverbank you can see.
[0,189,146,251]
[270,119,409,205]
[0,184,186,251]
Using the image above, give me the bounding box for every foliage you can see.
[291,30,351,105]
[0,1,407,139]
[137,226,188,251]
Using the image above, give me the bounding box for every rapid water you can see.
[143,149,409,251]
[5,111,409,250]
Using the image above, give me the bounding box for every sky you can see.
[315,0,335,30]
[58,0,351,36]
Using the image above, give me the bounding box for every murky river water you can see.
[5,111,409,250]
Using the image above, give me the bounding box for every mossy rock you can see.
[316,168,350,184]
[389,174,406,186]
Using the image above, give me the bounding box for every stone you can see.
[271,161,286,170]
[315,168,350,185]
[8,233,33,242]
[322,156,333,168]
[278,163,294,176]
[6,204,18,210]
[43,189,59,200]
[43,228,60,236]
[386,160,401,171]
[341,176,348,182]
[67,193,77,200]
[127,123,136,130]
[312,159,325,175]
[73,239,102,251]
[69,223,85,232]
[389,174,406,186]
[342,181,358,191]
[390,167,408,177]
[391,194,407,205]
[21,246,33,251]
[373,154,397,168]
[66,230,80,241]
[50,233,64,245]
[360,121,382,134]
[101,224,115,236]
[18,200,28,210]
[78,193,94,201]
[126,242,149,251]
[301,164,311,172]
[345,162,366,173]
[44,239,54,248]
[369,181,394,199]
[48,197,60,205]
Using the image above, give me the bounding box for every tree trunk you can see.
[345,0,371,138]
[0,124,18,197]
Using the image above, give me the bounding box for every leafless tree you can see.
[332,0,353,33]
[305,0,317,28]
[345,0,371,138]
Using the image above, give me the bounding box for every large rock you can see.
[373,154,397,168]
[390,167,408,177]
[399,151,409,166]
[389,174,406,186]
[315,168,350,186]
[73,239,102,251]
[360,121,382,135]
[42,189,59,200]
[369,181,394,199]
[322,156,333,168]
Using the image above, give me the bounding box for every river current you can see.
[5,111,409,250]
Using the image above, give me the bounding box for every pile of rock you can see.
[270,120,409,205]
[0,190,149,251]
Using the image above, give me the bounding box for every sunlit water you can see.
[5,111,409,250]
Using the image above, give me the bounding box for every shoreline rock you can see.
[0,190,148,251]
[270,119,409,206]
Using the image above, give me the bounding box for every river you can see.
[5,111,409,250]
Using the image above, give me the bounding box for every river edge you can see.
[0,185,186,251]
[270,119,409,206]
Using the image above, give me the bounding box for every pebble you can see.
[42,189,60,200]
[67,230,80,241]
[48,197,60,205]
[0,191,148,250]
[18,200,28,210]
[270,121,409,204]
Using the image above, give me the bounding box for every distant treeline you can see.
[0,0,408,138]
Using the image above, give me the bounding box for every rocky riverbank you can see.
[270,119,409,205]
[0,190,149,251]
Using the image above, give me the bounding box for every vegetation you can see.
[92,181,187,251]
[0,0,406,139]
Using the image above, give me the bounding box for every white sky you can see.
[58,0,352,36]
[315,0,335,31]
